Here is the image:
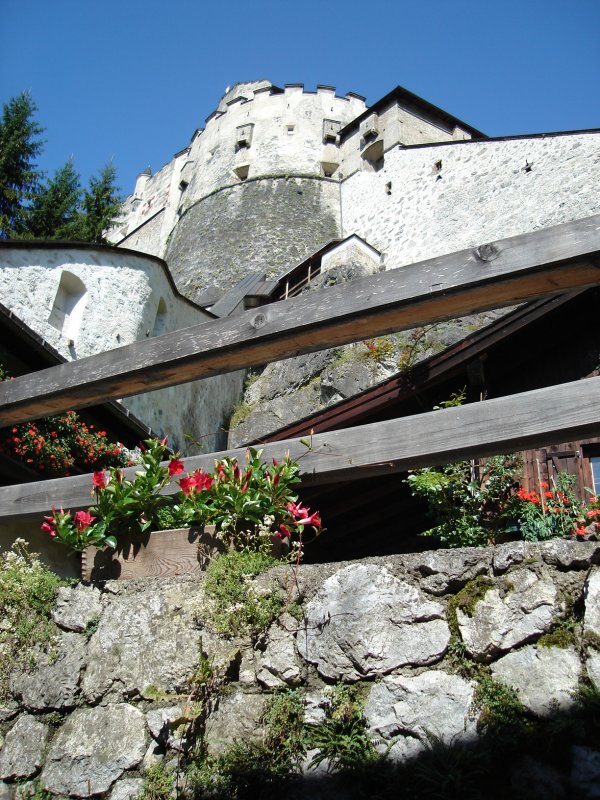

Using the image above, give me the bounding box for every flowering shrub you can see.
[509,474,587,541]
[406,455,521,547]
[42,439,323,558]
[0,367,131,476]
[407,455,597,548]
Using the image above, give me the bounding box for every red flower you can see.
[74,510,96,531]
[179,475,196,495]
[92,470,108,490]
[168,458,184,477]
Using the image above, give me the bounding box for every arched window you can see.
[152,298,168,337]
[48,272,87,343]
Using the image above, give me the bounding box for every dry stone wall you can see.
[2,541,600,797]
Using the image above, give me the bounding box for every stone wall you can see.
[0,244,243,454]
[164,176,341,298]
[2,540,600,798]
[341,131,600,269]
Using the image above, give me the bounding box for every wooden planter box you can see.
[81,526,223,581]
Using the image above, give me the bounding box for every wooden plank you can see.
[1,214,600,427]
[4,374,600,521]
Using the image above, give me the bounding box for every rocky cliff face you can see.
[1,541,600,798]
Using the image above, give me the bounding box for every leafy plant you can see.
[202,550,283,638]
[0,539,67,699]
[510,473,587,541]
[406,455,521,547]
[136,763,174,800]
[306,684,378,772]
[42,440,324,557]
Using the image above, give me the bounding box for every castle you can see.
[0,80,598,455]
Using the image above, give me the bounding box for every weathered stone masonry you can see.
[2,540,600,797]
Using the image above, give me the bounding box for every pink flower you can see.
[40,521,55,537]
[74,510,96,531]
[168,458,184,477]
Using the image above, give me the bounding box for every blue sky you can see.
[2,0,599,197]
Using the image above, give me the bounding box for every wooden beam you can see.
[3,374,600,521]
[1,214,600,426]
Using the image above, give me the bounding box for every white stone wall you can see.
[0,245,243,454]
[340,131,600,268]
[107,82,366,260]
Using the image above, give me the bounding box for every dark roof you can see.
[338,84,487,142]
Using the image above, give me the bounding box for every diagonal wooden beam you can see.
[0,214,599,427]
[2,374,600,521]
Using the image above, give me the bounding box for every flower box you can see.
[81,526,224,581]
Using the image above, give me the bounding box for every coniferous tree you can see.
[22,158,82,240]
[79,163,121,243]
[0,92,44,238]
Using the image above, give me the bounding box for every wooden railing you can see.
[1,213,599,519]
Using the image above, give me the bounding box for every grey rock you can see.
[141,741,164,772]
[457,568,559,661]
[491,645,581,715]
[52,584,103,633]
[510,756,567,799]
[10,631,85,710]
[146,705,186,741]
[256,615,303,688]
[297,564,450,680]
[0,702,18,724]
[320,357,390,405]
[82,579,203,702]
[571,745,600,798]
[109,778,145,800]
[205,692,267,757]
[245,350,336,405]
[541,540,600,570]
[493,541,537,573]
[0,784,10,800]
[586,650,600,687]
[365,671,477,762]
[406,547,491,595]
[41,703,146,797]
[0,714,50,780]
[584,567,600,638]
[303,691,327,726]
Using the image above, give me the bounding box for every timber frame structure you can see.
[1,214,600,541]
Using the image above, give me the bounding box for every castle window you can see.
[152,298,168,337]
[235,124,254,151]
[323,119,341,143]
[48,271,87,343]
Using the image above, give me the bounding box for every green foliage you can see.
[474,674,528,735]
[0,92,44,238]
[0,540,66,700]
[79,162,122,243]
[203,550,282,638]
[44,440,324,556]
[407,455,521,547]
[22,158,82,240]
[433,387,467,409]
[263,689,306,774]
[513,472,586,541]
[0,92,120,242]
[228,401,257,430]
[447,576,494,639]
[306,684,378,772]
[137,762,174,800]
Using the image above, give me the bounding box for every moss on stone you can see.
[537,628,576,649]
[584,630,600,652]
[447,576,494,639]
